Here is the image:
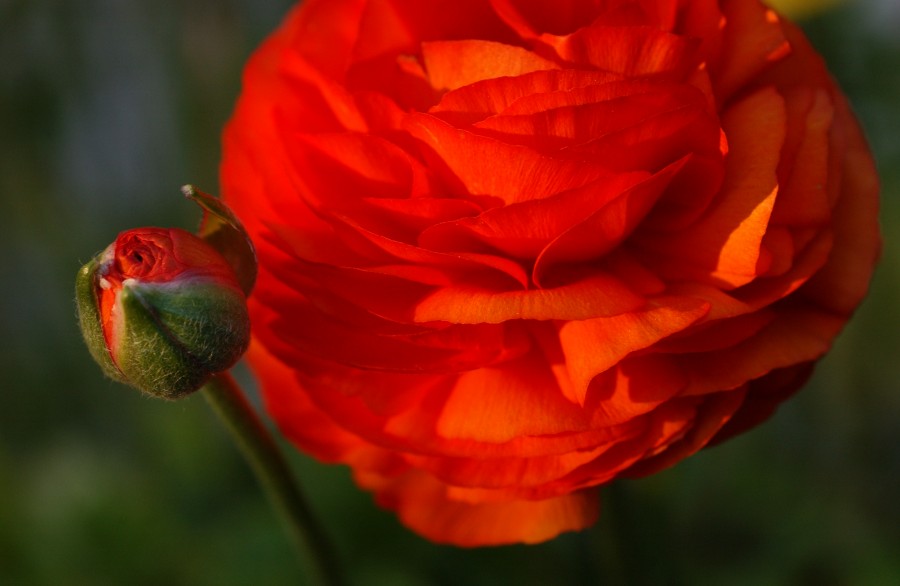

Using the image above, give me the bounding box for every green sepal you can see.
[115,279,251,400]
[75,258,128,385]
[182,185,257,296]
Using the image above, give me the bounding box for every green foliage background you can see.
[1,1,898,584]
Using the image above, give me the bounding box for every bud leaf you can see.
[182,185,257,296]
[115,279,250,399]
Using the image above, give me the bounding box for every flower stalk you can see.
[201,372,345,586]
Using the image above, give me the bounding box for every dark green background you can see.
[1,1,898,584]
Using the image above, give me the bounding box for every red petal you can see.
[286,0,368,78]
[221,35,368,237]
[602,249,667,296]
[281,132,422,203]
[258,274,533,374]
[533,157,687,283]
[750,20,880,314]
[771,88,833,227]
[351,0,519,64]
[248,339,369,462]
[799,107,880,314]
[795,104,880,314]
[346,53,440,111]
[488,0,605,37]
[418,170,648,259]
[264,207,533,289]
[712,0,790,100]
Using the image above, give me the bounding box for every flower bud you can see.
[76,227,250,399]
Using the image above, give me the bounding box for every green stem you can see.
[201,372,344,586]
[592,483,630,586]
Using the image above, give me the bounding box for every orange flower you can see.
[221,0,879,546]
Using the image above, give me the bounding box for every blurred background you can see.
[1,0,898,584]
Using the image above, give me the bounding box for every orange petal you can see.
[731,227,833,310]
[413,272,646,324]
[471,84,712,154]
[624,389,746,477]
[431,69,622,125]
[553,24,700,76]
[558,296,709,405]
[654,308,776,354]
[542,401,696,492]
[707,362,814,445]
[680,306,845,396]
[291,348,645,459]
[405,440,624,490]
[636,86,786,288]
[435,350,591,442]
[585,355,690,427]
[422,39,559,92]
[639,152,726,231]
[368,469,600,546]
[405,113,614,205]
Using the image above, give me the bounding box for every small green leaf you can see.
[182,184,257,296]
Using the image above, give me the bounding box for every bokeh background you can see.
[1,0,898,584]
